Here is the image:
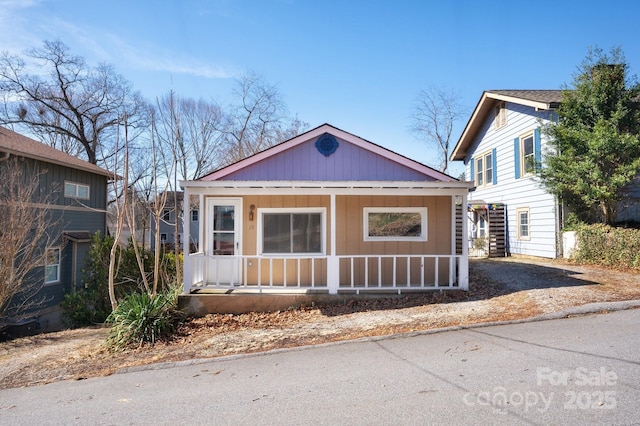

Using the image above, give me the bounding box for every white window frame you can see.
[64,181,90,200]
[516,208,530,240]
[520,131,536,177]
[191,209,199,222]
[363,207,428,242]
[258,208,326,256]
[475,156,484,187]
[45,247,61,284]
[494,101,507,129]
[475,151,494,187]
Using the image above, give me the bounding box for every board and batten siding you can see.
[466,102,558,258]
[221,136,437,181]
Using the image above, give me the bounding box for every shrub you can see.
[62,233,181,327]
[573,223,640,269]
[105,287,184,350]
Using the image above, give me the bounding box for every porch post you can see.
[183,186,192,294]
[327,192,339,294]
[459,192,469,290]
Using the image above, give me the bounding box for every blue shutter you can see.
[492,147,497,185]
[534,128,542,174]
[469,157,474,183]
[514,138,521,179]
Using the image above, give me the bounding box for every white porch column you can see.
[327,192,339,294]
[459,192,469,290]
[183,186,192,294]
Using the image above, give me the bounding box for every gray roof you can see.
[488,90,563,105]
[0,126,111,177]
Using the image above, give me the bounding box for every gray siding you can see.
[3,155,107,326]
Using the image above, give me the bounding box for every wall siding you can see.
[203,194,453,285]
[222,136,436,181]
[466,102,558,258]
[3,156,107,327]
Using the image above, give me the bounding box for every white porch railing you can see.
[187,253,463,293]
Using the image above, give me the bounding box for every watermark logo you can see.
[463,387,552,414]
[463,367,617,414]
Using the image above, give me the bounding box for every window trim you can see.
[363,207,428,242]
[475,150,494,188]
[258,207,326,256]
[64,181,90,200]
[191,209,199,222]
[516,208,531,241]
[519,131,536,177]
[45,247,61,284]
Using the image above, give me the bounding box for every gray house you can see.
[149,191,199,253]
[0,127,110,333]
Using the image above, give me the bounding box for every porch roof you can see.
[181,179,474,196]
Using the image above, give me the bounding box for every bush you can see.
[573,223,640,269]
[62,233,181,327]
[105,287,184,350]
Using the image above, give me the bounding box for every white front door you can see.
[206,198,242,285]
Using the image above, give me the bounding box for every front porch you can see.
[186,253,466,294]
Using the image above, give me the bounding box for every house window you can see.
[477,214,486,238]
[260,208,324,254]
[191,209,199,222]
[162,209,171,221]
[521,132,536,176]
[494,101,507,129]
[517,208,530,240]
[160,233,167,242]
[45,247,60,284]
[363,207,428,242]
[476,156,484,187]
[475,151,494,187]
[64,181,90,199]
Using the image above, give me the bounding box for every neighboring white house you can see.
[450,90,562,258]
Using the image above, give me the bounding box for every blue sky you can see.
[1,0,639,176]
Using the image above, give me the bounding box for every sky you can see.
[1,0,639,177]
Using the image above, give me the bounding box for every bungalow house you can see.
[181,123,472,297]
[451,90,640,259]
[0,127,110,334]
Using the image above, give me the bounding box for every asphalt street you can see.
[1,308,639,425]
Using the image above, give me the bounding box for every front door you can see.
[206,198,242,285]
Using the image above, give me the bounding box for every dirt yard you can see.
[2,257,640,390]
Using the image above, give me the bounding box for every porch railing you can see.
[187,253,463,293]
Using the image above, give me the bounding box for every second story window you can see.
[476,156,484,186]
[473,149,496,187]
[494,101,507,129]
[515,129,541,179]
[163,209,171,221]
[64,181,90,199]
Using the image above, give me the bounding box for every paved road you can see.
[2,308,639,425]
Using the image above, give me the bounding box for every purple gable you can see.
[220,135,436,181]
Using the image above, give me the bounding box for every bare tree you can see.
[0,157,60,322]
[220,72,308,165]
[0,39,147,166]
[154,92,224,181]
[411,86,465,173]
